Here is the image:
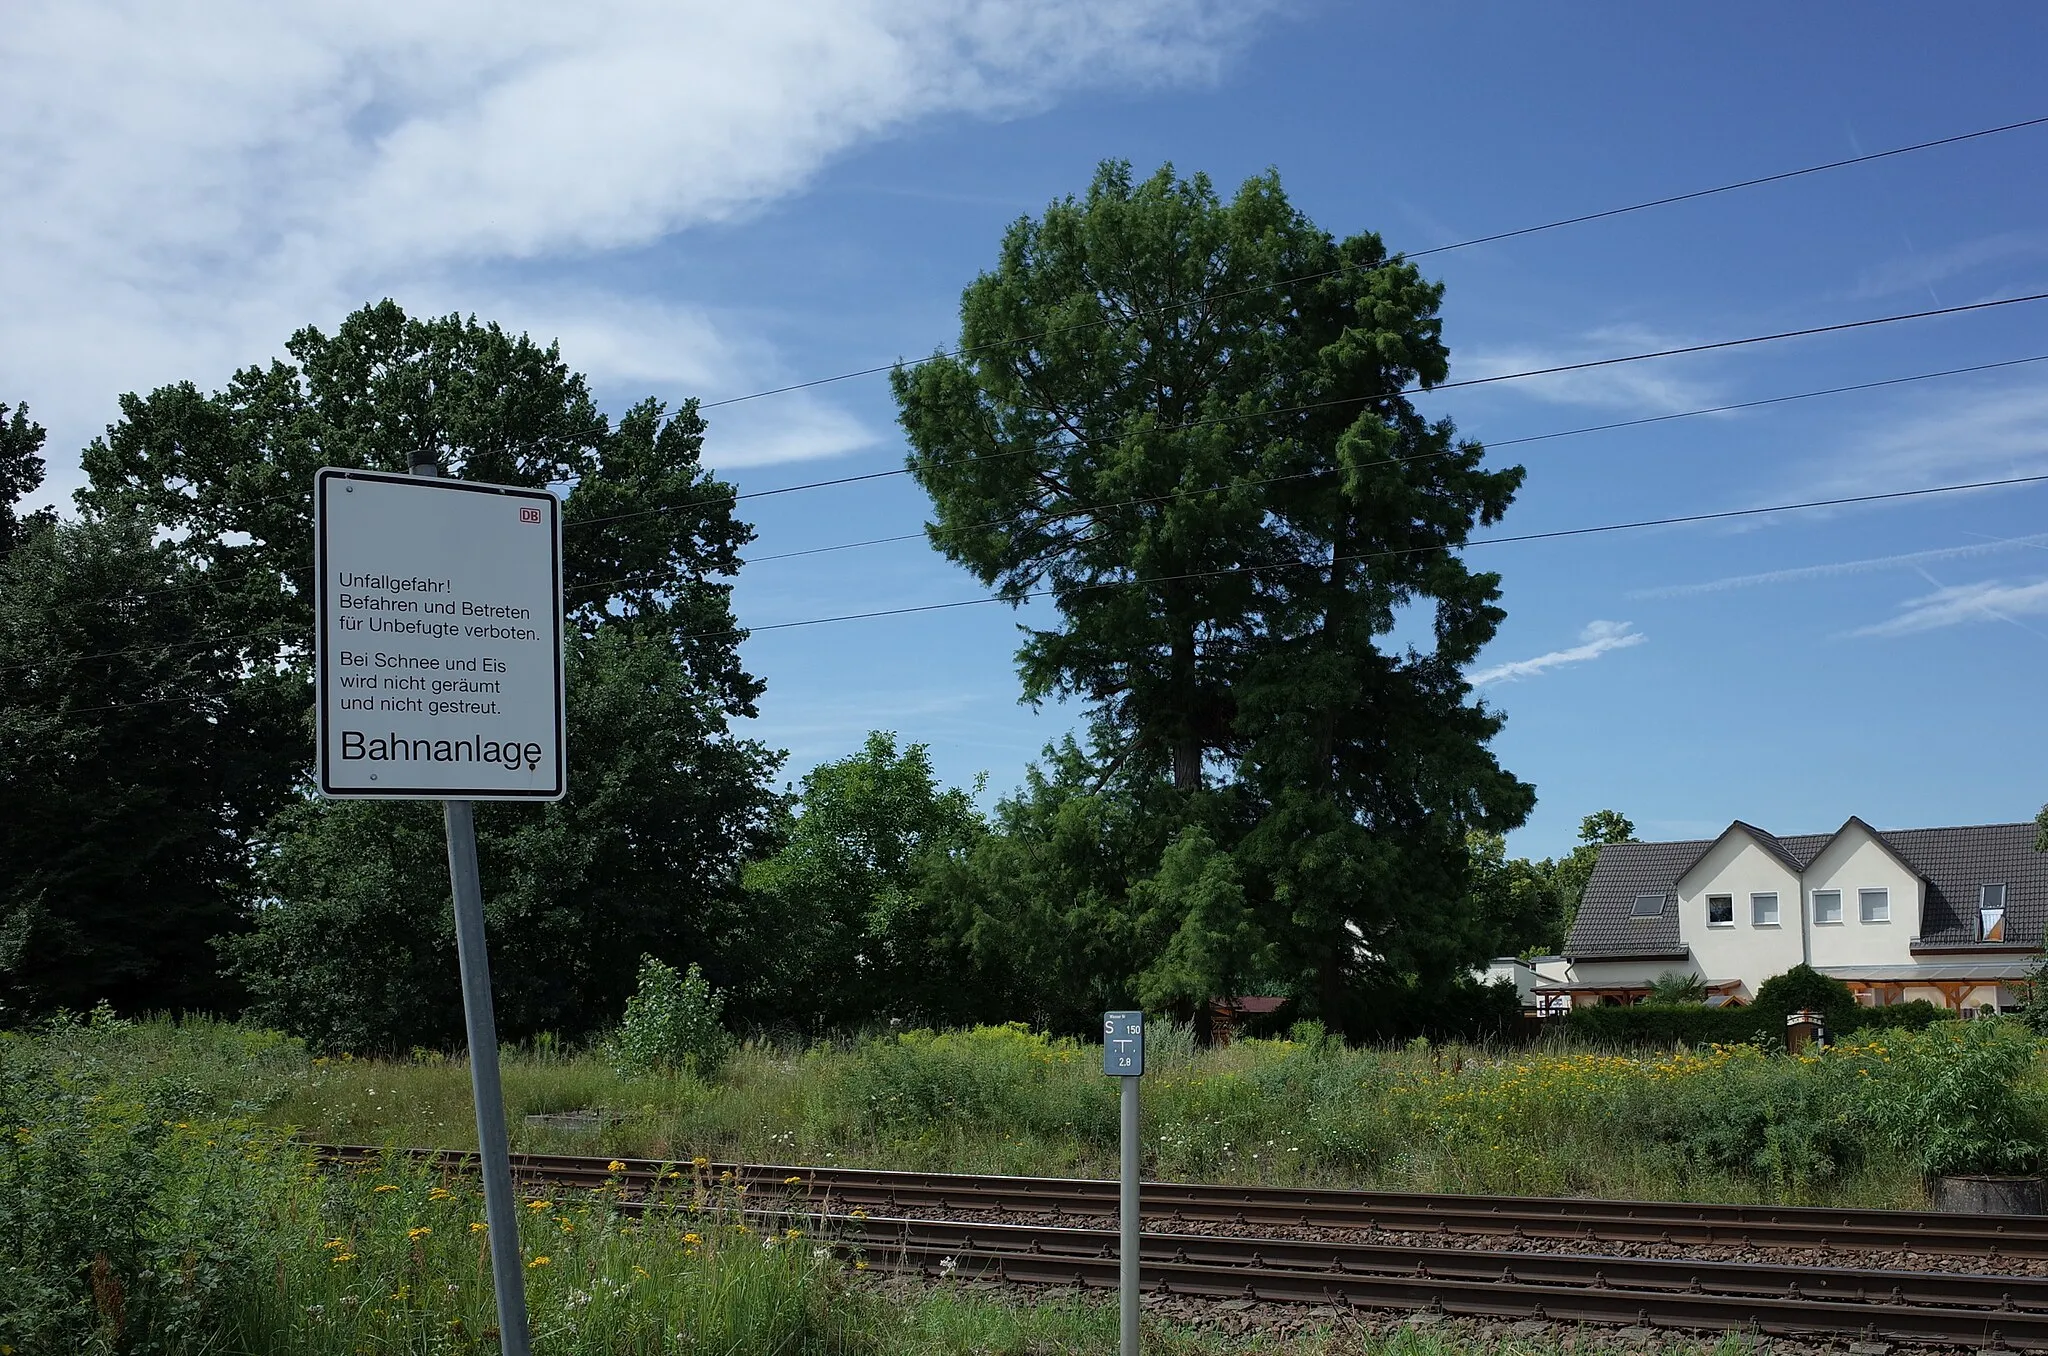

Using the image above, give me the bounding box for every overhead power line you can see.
[17,465,2048,696]
[733,352,2048,567]
[61,290,2048,624]
[14,331,2048,672]
[695,113,2048,411]
[680,469,2048,641]
[569,289,2048,533]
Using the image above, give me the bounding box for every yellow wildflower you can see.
[470,1222,488,1234]
[608,1160,627,1173]
[691,1156,709,1168]
[527,1200,552,1210]
[372,1184,400,1194]
[407,1227,431,1240]
[784,1175,804,1185]
[324,1238,348,1250]
[331,1252,356,1265]
[528,1255,551,1268]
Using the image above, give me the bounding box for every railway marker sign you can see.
[315,466,566,800]
[1103,1010,1144,1356]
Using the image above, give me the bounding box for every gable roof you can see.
[1565,820,2048,959]
[1674,820,1805,884]
[1807,815,1928,886]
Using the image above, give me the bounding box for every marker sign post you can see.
[1104,1010,1144,1356]
[315,463,566,1356]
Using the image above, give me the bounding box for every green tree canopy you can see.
[0,514,283,1013]
[0,401,52,561]
[0,302,779,1039]
[739,732,986,1031]
[891,163,1533,1034]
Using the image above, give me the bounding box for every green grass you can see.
[15,1011,2009,1354]
[70,1014,1989,1207]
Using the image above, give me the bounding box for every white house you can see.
[1538,818,2042,1014]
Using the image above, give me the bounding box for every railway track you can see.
[317,1145,2048,1347]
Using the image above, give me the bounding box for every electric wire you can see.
[694,113,2048,411]
[679,469,2048,641]
[52,296,2042,623]
[16,464,2048,697]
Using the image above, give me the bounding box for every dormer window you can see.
[1980,884,2007,942]
[1631,892,1666,918]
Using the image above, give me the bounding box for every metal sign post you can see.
[314,455,568,1356]
[1103,1010,1144,1356]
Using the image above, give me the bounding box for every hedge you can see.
[1562,999,1952,1047]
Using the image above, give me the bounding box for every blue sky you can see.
[6,2,2047,857]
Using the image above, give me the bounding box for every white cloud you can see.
[1851,231,2048,301]
[1796,381,2048,502]
[1455,324,1724,414]
[1848,578,2048,638]
[1630,535,2048,599]
[0,0,1274,495]
[1468,620,1644,686]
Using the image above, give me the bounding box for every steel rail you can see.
[315,1146,2048,1259]
[313,1146,2048,1347]
[840,1214,2048,1313]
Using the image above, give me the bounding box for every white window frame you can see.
[1981,884,2008,942]
[1812,889,1843,925]
[1706,894,1734,928]
[1751,892,1780,927]
[1859,887,1890,924]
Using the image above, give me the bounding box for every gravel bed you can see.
[817,1201,2048,1279]
[853,1269,1996,1356]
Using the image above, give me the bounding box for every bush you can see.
[1640,1047,1864,1191]
[1856,1018,2048,1176]
[0,1016,294,1355]
[607,957,734,1078]
[1752,964,1859,1033]
[1850,1001,1952,1033]
[1562,1003,1769,1047]
[841,1024,1115,1142]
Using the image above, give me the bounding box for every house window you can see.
[1752,892,1780,926]
[1813,890,1843,925]
[1706,894,1733,926]
[1631,892,1666,918]
[1859,888,1890,924]
[1981,884,2007,942]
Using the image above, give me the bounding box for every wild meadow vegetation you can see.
[10,1002,2048,1352]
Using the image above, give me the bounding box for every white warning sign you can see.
[315,468,566,800]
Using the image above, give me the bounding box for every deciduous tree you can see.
[892,163,1534,1034]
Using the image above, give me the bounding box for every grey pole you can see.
[1120,1074,1140,1356]
[413,454,532,1356]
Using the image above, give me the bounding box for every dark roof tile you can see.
[1567,820,2048,959]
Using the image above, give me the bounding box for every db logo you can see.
[518,506,542,524]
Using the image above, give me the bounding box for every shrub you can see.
[0,1018,294,1355]
[1855,1018,2047,1176]
[841,1024,1114,1142]
[1851,1000,1952,1033]
[1562,1003,1769,1047]
[607,956,734,1078]
[1648,972,1708,1004]
[1752,964,1859,1033]
[1639,1047,1864,1191]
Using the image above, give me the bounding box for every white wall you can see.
[1675,833,1805,997]
[1802,827,1923,968]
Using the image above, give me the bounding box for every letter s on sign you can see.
[519,506,542,523]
